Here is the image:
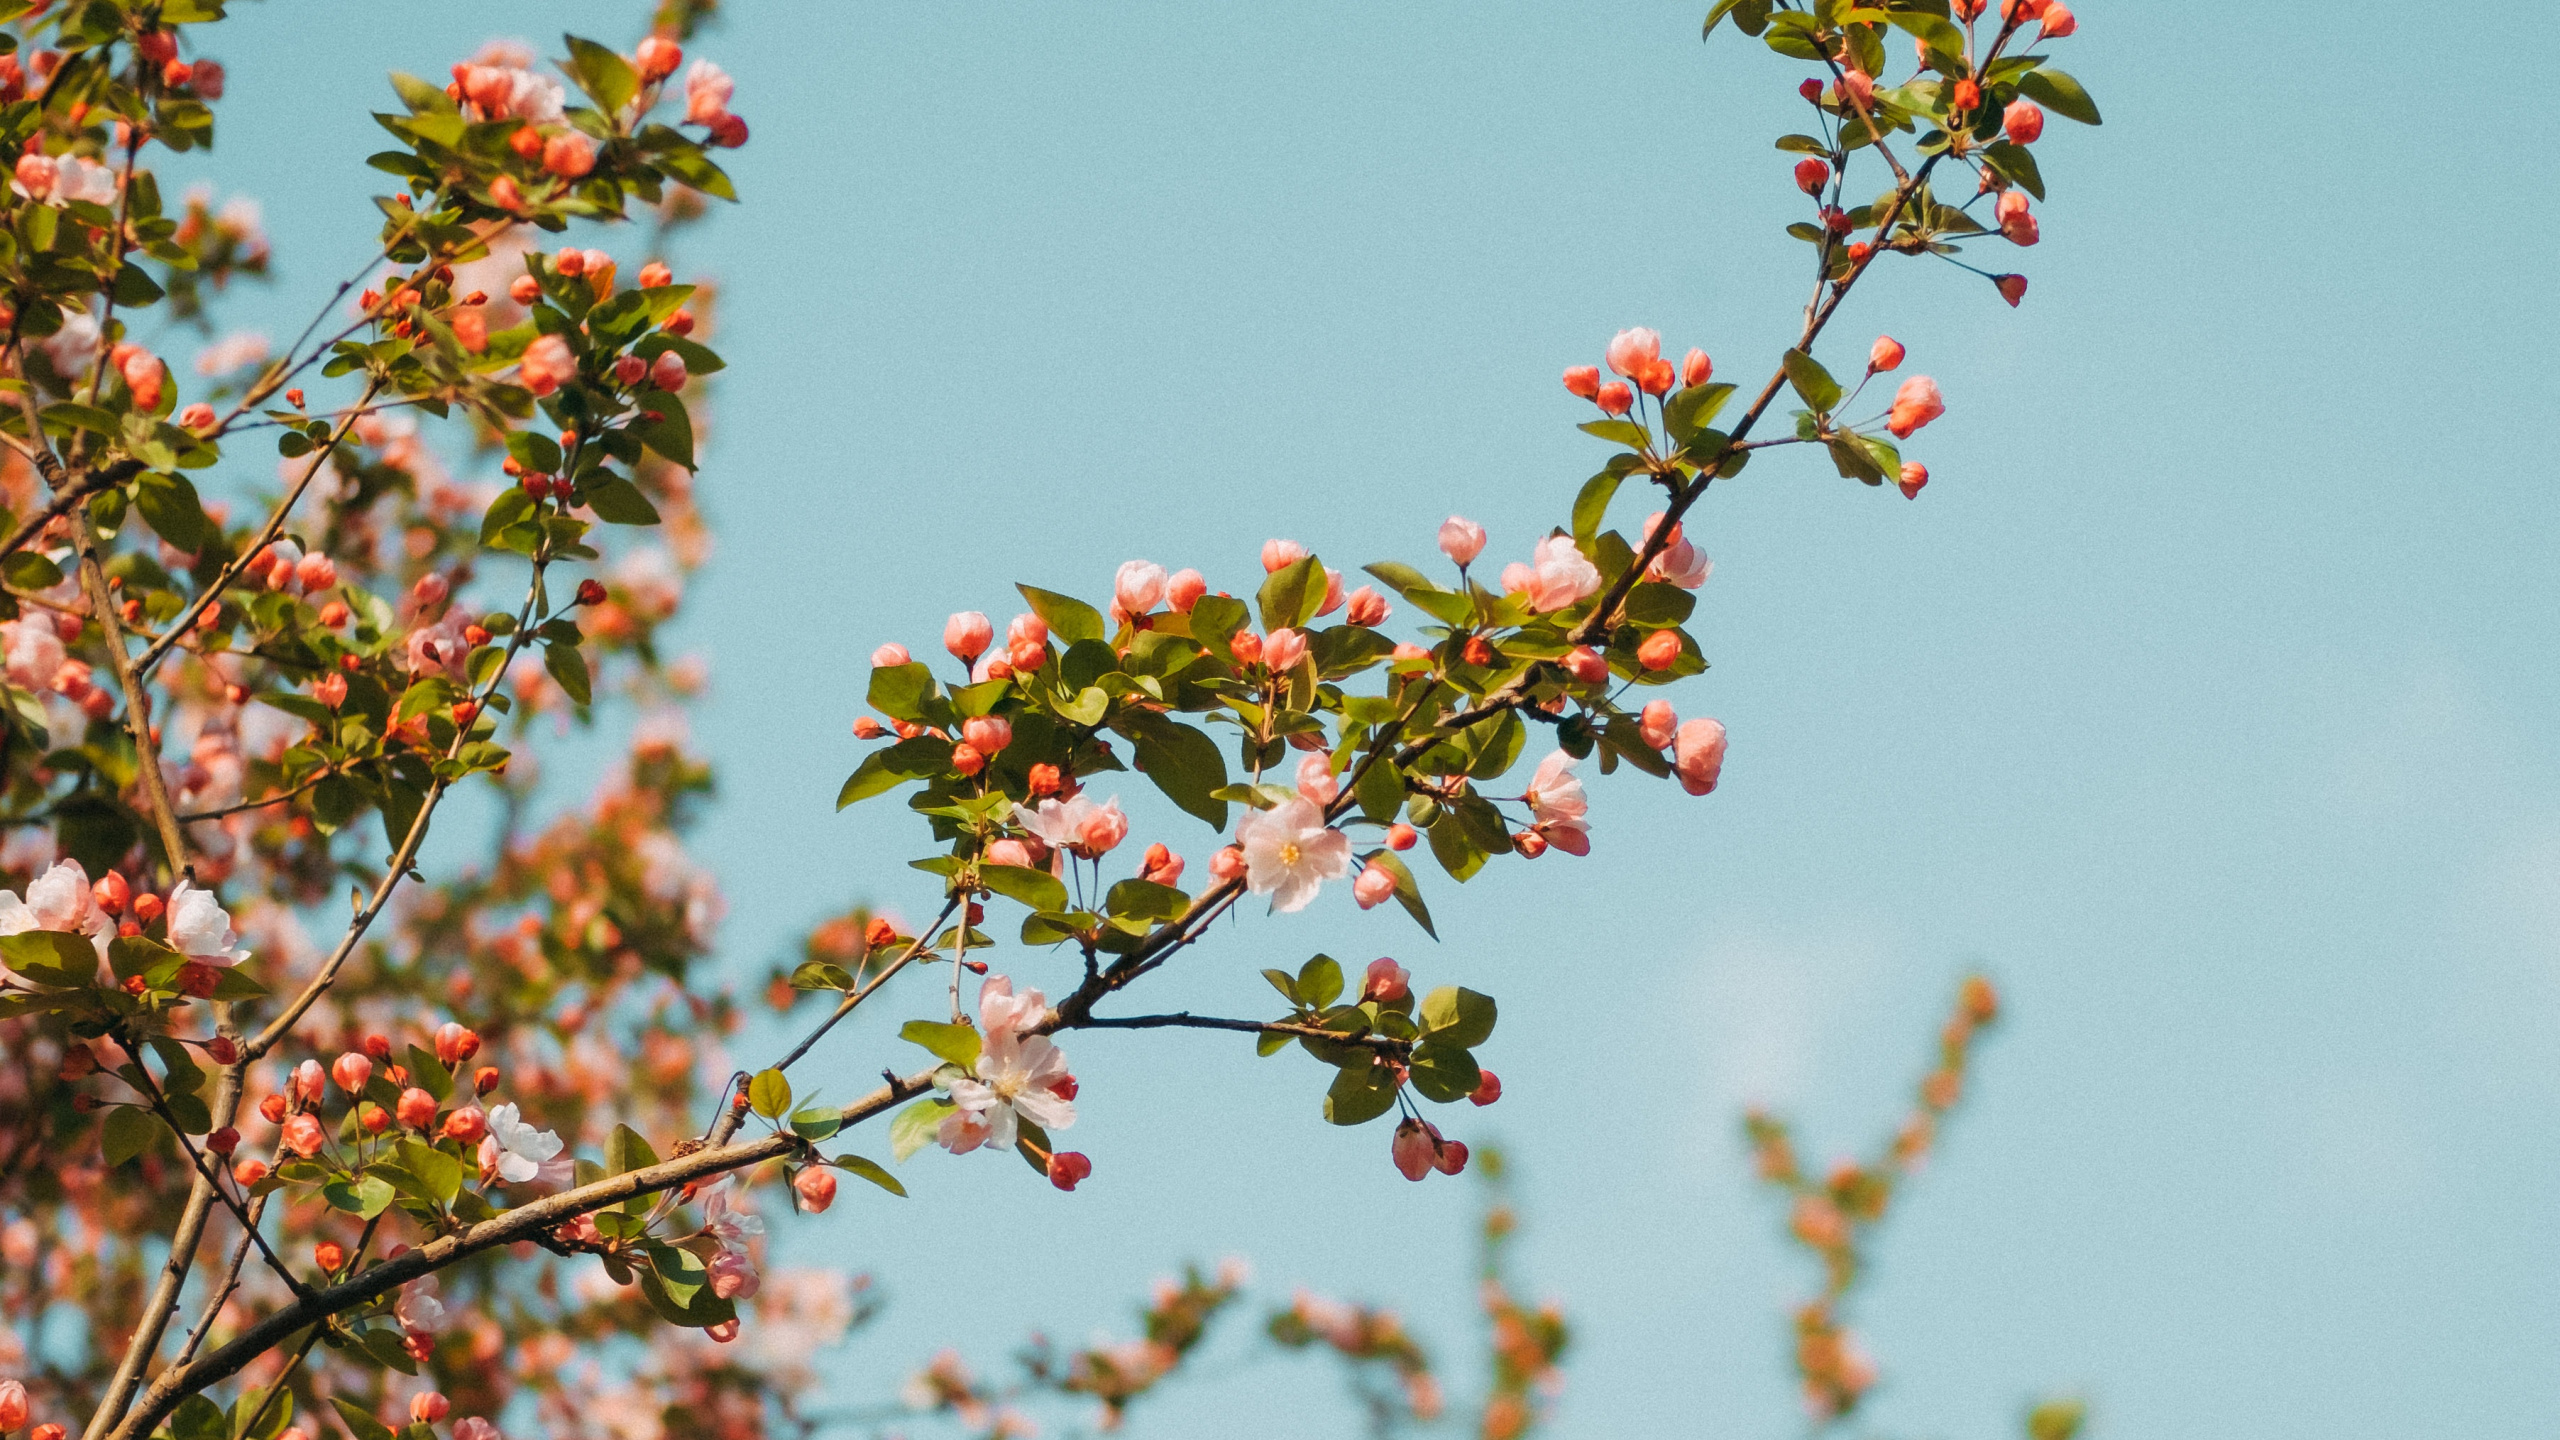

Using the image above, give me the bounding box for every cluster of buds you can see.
[1561,326,1711,417]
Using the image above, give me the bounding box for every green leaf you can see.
[980,863,1068,913]
[648,139,737,202]
[837,733,955,808]
[397,1138,462,1205]
[330,1400,398,1440]
[899,1020,982,1070]
[638,1266,736,1329]
[542,641,591,707]
[583,476,661,525]
[790,960,856,991]
[1782,350,1841,413]
[1577,418,1651,449]
[321,1175,396,1218]
[2,929,99,987]
[1296,954,1343,1010]
[889,1096,953,1163]
[1103,878,1189,924]
[0,551,61,591]
[1419,985,1497,1048]
[834,1153,907,1197]
[1571,471,1623,543]
[1124,713,1229,829]
[1664,382,1736,444]
[1323,1062,1398,1125]
[2017,67,2101,126]
[2027,1399,2087,1440]
[1262,967,1300,1004]
[1428,815,1486,883]
[607,1122,658,1176]
[560,35,639,115]
[1408,1042,1482,1103]
[1364,850,1436,938]
[1256,555,1325,633]
[1981,140,2045,200]
[109,934,176,982]
[865,661,936,723]
[102,1105,156,1167]
[747,1068,792,1119]
[789,1107,842,1141]
[1015,584,1106,644]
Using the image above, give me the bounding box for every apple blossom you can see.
[1561,365,1600,399]
[0,1380,26,1432]
[709,1249,760,1300]
[1595,380,1633,415]
[946,982,1077,1153]
[480,1103,566,1184]
[1523,752,1590,855]
[1869,335,1905,372]
[453,1422,500,1440]
[1641,699,1679,750]
[1296,753,1339,807]
[1886,376,1945,438]
[1353,866,1396,909]
[1900,462,1930,499]
[1683,348,1713,387]
[517,333,575,396]
[410,1394,449,1425]
[795,1165,838,1213]
[1604,327,1660,379]
[1262,627,1307,671]
[1675,718,1729,796]
[2040,1,2076,36]
[1112,560,1168,619]
[2004,98,2045,145]
[962,715,1013,755]
[872,642,911,667]
[1166,568,1207,611]
[1261,538,1308,574]
[166,881,250,965]
[1498,535,1602,613]
[683,58,733,125]
[281,1113,324,1158]
[1232,796,1352,913]
[944,611,993,662]
[330,1052,372,1094]
[1047,1151,1094,1191]
[1997,190,2038,246]
[1438,516,1487,567]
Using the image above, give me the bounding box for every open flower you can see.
[1499,536,1602,613]
[946,976,1077,1153]
[479,1102,565,1184]
[394,1275,446,1332]
[1234,796,1351,913]
[1523,752,1590,856]
[166,880,250,965]
[700,1178,764,1254]
[0,859,111,948]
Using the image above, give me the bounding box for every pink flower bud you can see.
[1344,586,1389,627]
[232,1157,269,1186]
[871,643,911,668]
[706,1318,740,1343]
[1595,381,1634,416]
[636,36,683,82]
[648,350,687,392]
[453,1421,498,1440]
[410,1394,449,1425]
[541,130,596,179]
[1562,646,1607,686]
[396,1087,438,1130]
[1637,630,1682,671]
[1793,157,1830,196]
[1315,567,1345,617]
[292,1058,326,1103]
[1838,69,1874,108]
[281,1113,324,1157]
[1470,1069,1502,1106]
[1296,754,1338,806]
[949,743,985,777]
[1362,957,1410,1004]
[1997,189,2038,246]
[1898,462,1929,499]
[1075,804,1128,856]
[1604,327,1660,381]
[1885,375,1945,438]
[1562,365,1600,399]
[553,247,585,278]
[1353,866,1395,910]
[985,838,1034,869]
[1112,559,1168,618]
[330,1052,373,1094]
[14,153,53,196]
[1438,516,1486,567]
[942,612,992,663]
[1210,845,1246,881]
[1227,630,1262,665]
[2039,2,2075,37]
[517,333,575,397]
[1386,822,1417,850]
[442,1106,488,1144]
[1674,718,1728,797]
[434,1022,481,1066]
[1869,336,1905,372]
[1638,357,1675,398]
[1391,1118,1439,1181]
[1994,273,2028,307]
[1048,1150,1093,1191]
[177,402,215,432]
[2002,98,2044,145]
[708,1250,759,1300]
[1138,842,1184,887]
[1260,539,1307,574]
[962,715,1012,754]
[1640,699,1678,750]
[1681,349,1712,387]
[795,1166,837,1212]
[295,554,337,593]
[1262,627,1306,671]
[1166,569,1206,611]
[0,1381,28,1433]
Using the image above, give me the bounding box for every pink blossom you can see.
[1997,189,2038,246]
[1345,586,1390,626]
[871,642,911,667]
[1167,569,1207,611]
[1640,513,1712,589]
[1295,753,1340,807]
[947,981,1077,1152]
[1604,327,1661,380]
[1112,560,1167,621]
[1074,800,1129,856]
[393,1275,445,1332]
[516,333,575,396]
[2040,2,2076,37]
[1674,718,1728,796]
[1234,796,1350,913]
[683,59,734,126]
[1314,567,1346,617]
[1261,538,1308,574]
[962,716,1012,755]
[1,621,63,693]
[1262,627,1307,671]
[1886,376,1944,439]
[699,1178,764,1254]
[984,838,1035,869]
[709,1249,760,1300]
[1524,751,1590,855]
[1363,957,1409,1003]
[1499,536,1601,612]
[2003,98,2045,146]
[1014,794,1127,860]
[1353,866,1395,910]
[1640,699,1678,750]
[454,1420,501,1440]
[1870,336,1905,372]
[167,881,249,965]
[943,611,992,662]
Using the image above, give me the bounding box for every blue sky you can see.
[185,2,2559,1436]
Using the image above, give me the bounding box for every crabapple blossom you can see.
[1869,335,1905,371]
[795,1166,838,1213]
[1295,754,1339,807]
[2004,99,2045,145]
[1112,560,1168,620]
[1167,568,1207,611]
[165,881,250,965]
[1900,462,1930,499]
[410,1394,449,1425]
[1997,190,2038,246]
[330,1053,372,1094]
[1675,718,1730,797]
[945,977,1077,1153]
[1362,958,1410,1004]
[480,1103,566,1184]
[709,1249,760,1300]
[1595,381,1633,415]
[1345,585,1390,626]
[281,1113,324,1158]
[1234,796,1351,913]
[944,611,992,662]
[1260,539,1308,574]
[1641,699,1679,750]
[1637,630,1682,671]
[1262,627,1307,671]
[1137,843,1184,887]
[1047,1151,1093,1191]
[682,59,733,125]
[1499,535,1602,613]
[1604,327,1660,379]
[394,1276,445,1332]
[1353,867,1396,909]
[1561,365,1600,400]
[453,1422,500,1440]
[1683,348,1713,387]
[517,333,574,396]
[871,642,910,667]
[1524,752,1591,855]
[1885,376,1945,438]
[0,1380,25,1431]
[2040,1,2076,36]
